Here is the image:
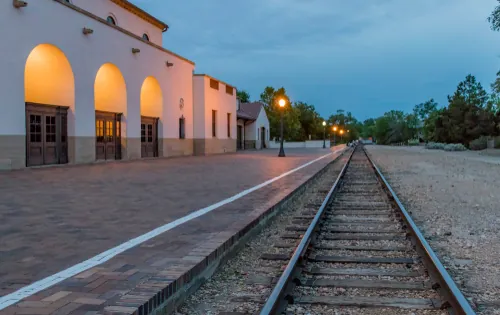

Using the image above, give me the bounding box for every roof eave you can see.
[110,0,169,31]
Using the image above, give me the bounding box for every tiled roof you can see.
[237,102,263,120]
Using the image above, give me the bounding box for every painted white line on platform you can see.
[0,149,344,310]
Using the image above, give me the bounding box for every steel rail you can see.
[363,148,475,315]
[259,148,355,315]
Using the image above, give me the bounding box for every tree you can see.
[237,90,251,103]
[294,102,323,140]
[259,86,299,140]
[488,71,500,114]
[433,74,497,145]
[447,74,488,108]
[488,0,500,31]
[361,118,376,139]
[413,99,438,121]
[413,99,438,141]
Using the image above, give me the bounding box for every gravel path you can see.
[365,145,500,314]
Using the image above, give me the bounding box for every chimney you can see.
[236,97,241,111]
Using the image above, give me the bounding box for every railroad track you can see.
[259,146,475,315]
[178,147,474,315]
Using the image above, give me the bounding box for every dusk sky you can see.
[131,0,500,121]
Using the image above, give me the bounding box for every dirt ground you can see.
[365,145,500,314]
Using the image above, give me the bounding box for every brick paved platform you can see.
[0,146,347,315]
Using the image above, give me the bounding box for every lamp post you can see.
[278,98,286,157]
[332,126,337,146]
[340,129,344,142]
[322,121,326,148]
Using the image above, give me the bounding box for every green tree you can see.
[413,99,438,141]
[294,102,324,140]
[259,86,300,140]
[447,74,488,108]
[237,90,251,103]
[433,75,497,145]
[488,0,500,31]
[361,118,376,138]
[413,99,438,121]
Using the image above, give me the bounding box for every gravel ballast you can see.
[175,154,350,314]
[365,145,500,314]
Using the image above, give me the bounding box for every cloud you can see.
[132,0,500,120]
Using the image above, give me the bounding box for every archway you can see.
[94,63,127,160]
[140,76,163,158]
[24,43,74,166]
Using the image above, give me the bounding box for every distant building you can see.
[0,0,237,170]
[193,75,237,155]
[236,101,270,150]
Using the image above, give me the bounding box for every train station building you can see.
[0,0,238,170]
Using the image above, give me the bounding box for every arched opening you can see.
[94,63,127,160]
[24,43,74,166]
[140,76,163,158]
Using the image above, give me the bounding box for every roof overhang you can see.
[110,0,169,31]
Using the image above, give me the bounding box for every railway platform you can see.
[0,146,347,315]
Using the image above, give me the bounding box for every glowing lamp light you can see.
[278,99,286,107]
[333,126,338,131]
[322,121,326,126]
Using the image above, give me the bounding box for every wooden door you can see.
[261,127,266,149]
[96,111,122,160]
[141,116,158,158]
[237,125,243,150]
[26,103,69,167]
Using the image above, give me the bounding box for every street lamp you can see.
[332,126,337,146]
[340,129,344,142]
[278,98,286,157]
[322,121,327,148]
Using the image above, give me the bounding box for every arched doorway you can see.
[94,63,127,160]
[140,76,163,158]
[24,44,74,166]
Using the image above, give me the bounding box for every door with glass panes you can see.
[95,111,121,160]
[141,116,158,158]
[25,103,68,167]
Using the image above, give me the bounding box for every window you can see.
[225,85,234,95]
[212,110,217,137]
[141,124,146,142]
[29,115,42,143]
[179,117,185,139]
[210,79,219,90]
[107,16,116,25]
[142,33,150,41]
[96,120,104,143]
[45,116,56,143]
[227,113,231,138]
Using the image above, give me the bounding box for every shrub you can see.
[408,138,420,146]
[425,142,445,150]
[495,136,500,149]
[469,136,487,151]
[443,143,467,151]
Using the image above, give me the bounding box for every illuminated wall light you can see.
[13,0,28,8]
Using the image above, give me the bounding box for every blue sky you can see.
[132,0,500,121]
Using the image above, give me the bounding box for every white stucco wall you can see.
[71,0,163,46]
[254,107,270,149]
[1,0,194,158]
[192,76,206,139]
[193,76,237,140]
[268,140,332,149]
